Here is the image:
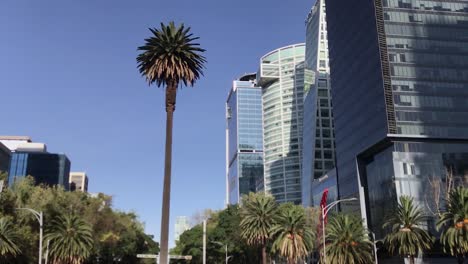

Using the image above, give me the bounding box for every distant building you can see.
[0,142,11,174]
[226,73,264,205]
[302,0,336,207]
[69,172,88,192]
[257,44,305,204]
[0,136,32,151]
[174,216,190,242]
[8,152,71,190]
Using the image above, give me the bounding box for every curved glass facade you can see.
[258,44,305,204]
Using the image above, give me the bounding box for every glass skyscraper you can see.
[302,0,336,207]
[325,0,468,236]
[226,73,264,205]
[257,44,305,204]
[8,152,71,190]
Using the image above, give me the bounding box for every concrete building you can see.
[226,73,264,205]
[257,44,305,204]
[70,172,89,192]
[174,216,190,242]
[302,0,336,207]
[325,0,468,237]
[0,136,32,151]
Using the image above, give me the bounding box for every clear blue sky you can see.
[0,0,314,246]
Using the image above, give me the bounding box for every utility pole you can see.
[203,220,206,264]
[17,208,43,264]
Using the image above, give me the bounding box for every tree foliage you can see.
[436,187,468,263]
[325,214,373,264]
[136,21,206,87]
[0,217,21,259]
[45,213,94,264]
[240,192,278,264]
[271,203,315,264]
[0,177,159,263]
[383,196,433,264]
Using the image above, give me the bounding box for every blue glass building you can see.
[8,152,71,190]
[226,73,264,205]
[325,0,468,237]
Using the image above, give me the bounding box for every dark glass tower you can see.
[302,0,336,207]
[8,152,71,190]
[325,0,468,236]
[0,142,10,174]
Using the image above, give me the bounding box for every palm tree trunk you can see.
[159,80,177,264]
[262,245,267,264]
[409,255,415,264]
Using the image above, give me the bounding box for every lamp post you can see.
[370,231,379,264]
[211,241,231,264]
[321,198,357,264]
[17,208,43,264]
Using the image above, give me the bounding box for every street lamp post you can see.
[370,231,379,264]
[16,208,43,264]
[321,198,357,264]
[211,241,231,264]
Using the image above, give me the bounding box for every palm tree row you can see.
[239,193,372,264]
[0,212,93,263]
[238,187,466,264]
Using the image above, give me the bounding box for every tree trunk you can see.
[262,245,267,264]
[159,80,177,264]
[409,255,415,264]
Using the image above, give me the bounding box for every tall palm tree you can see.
[0,217,21,258]
[240,192,278,264]
[270,204,314,264]
[436,187,468,264]
[136,21,206,264]
[383,196,433,264]
[325,214,373,264]
[44,213,93,264]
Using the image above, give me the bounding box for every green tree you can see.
[436,187,468,264]
[240,193,278,264]
[271,204,314,264]
[325,214,373,264]
[45,213,94,264]
[383,196,433,264]
[0,217,21,259]
[136,21,206,264]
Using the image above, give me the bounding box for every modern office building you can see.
[0,142,11,174]
[226,73,264,205]
[325,0,468,236]
[0,136,32,151]
[8,152,71,190]
[257,44,305,204]
[302,0,336,207]
[70,172,89,192]
[174,216,191,242]
[312,168,338,207]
